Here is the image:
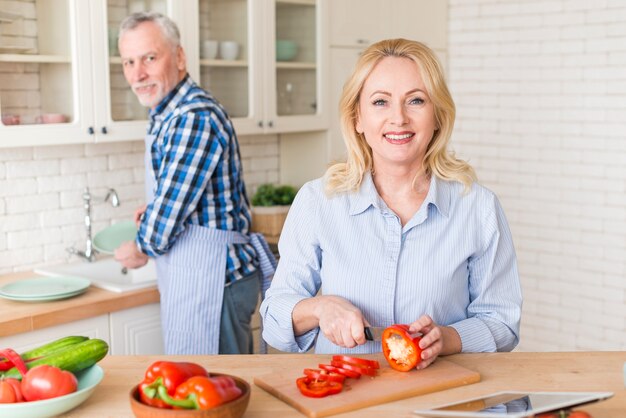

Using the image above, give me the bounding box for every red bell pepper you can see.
[139,361,208,409]
[157,375,242,410]
[381,324,423,372]
[296,376,343,398]
[0,349,28,377]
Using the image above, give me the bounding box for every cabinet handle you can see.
[258,121,264,128]
[101,126,108,134]
[268,121,274,128]
[88,126,95,135]
[356,39,369,44]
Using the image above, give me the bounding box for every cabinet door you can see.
[188,0,327,135]
[329,0,448,49]
[91,0,170,143]
[0,315,110,353]
[109,303,164,355]
[190,0,264,136]
[0,0,94,146]
[329,0,385,47]
[268,0,328,133]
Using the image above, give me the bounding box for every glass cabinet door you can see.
[196,0,252,123]
[274,0,317,118]
[0,2,75,129]
[106,0,168,123]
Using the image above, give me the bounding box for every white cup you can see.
[219,41,239,60]
[201,40,218,59]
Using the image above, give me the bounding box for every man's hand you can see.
[134,204,147,228]
[114,241,149,269]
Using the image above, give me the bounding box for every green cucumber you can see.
[0,338,109,380]
[20,336,89,361]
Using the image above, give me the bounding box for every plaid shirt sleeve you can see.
[137,111,223,257]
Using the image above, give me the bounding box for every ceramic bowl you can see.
[36,113,68,124]
[129,373,251,418]
[276,40,298,61]
[0,365,103,418]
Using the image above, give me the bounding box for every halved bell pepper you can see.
[381,324,423,372]
[139,361,208,409]
[157,375,242,410]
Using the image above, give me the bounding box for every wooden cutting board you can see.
[254,354,480,418]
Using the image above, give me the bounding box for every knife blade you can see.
[364,326,385,341]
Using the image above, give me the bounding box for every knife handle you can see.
[364,327,374,341]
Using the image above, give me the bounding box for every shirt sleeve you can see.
[259,183,321,352]
[137,112,223,257]
[449,193,522,352]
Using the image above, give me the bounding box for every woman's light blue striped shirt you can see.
[260,172,522,354]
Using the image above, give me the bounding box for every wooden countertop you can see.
[63,351,625,417]
[0,271,159,337]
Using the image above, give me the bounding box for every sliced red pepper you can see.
[296,376,343,398]
[303,368,346,383]
[331,355,380,369]
[0,349,28,378]
[331,360,378,377]
[318,363,361,379]
[381,324,423,372]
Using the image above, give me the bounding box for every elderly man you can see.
[114,12,274,355]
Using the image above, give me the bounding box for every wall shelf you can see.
[0,53,70,63]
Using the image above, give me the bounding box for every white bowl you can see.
[0,365,104,418]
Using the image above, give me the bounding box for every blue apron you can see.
[144,134,275,354]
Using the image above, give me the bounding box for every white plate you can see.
[0,365,104,418]
[0,276,90,301]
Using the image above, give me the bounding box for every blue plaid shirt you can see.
[136,74,257,282]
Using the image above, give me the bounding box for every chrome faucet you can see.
[67,187,120,262]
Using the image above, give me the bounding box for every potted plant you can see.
[250,184,297,240]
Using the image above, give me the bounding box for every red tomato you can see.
[0,378,23,403]
[21,365,78,401]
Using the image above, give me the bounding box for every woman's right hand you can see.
[134,204,147,228]
[312,295,368,348]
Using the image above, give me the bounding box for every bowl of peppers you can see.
[129,361,250,418]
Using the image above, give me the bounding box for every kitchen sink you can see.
[35,257,157,293]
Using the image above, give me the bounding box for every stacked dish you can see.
[93,220,137,255]
[0,276,91,302]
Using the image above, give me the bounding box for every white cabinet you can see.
[326,0,448,162]
[1,303,163,355]
[109,303,164,355]
[0,0,170,147]
[183,0,328,136]
[329,0,447,49]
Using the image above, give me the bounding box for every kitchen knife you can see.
[364,326,385,341]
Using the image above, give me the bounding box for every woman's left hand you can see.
[408,315,460,370]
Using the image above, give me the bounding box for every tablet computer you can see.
[413,391,613,418]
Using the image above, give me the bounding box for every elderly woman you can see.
[260,39,522,369]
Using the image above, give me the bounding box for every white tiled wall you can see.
[0,135,279,275]
[448,1,626,350]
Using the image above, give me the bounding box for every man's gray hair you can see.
[119,12,181,49]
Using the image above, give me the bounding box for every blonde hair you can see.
[325,38,476,195]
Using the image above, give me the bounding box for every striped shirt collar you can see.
[349,171,451,218]
[149,73,193,123]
